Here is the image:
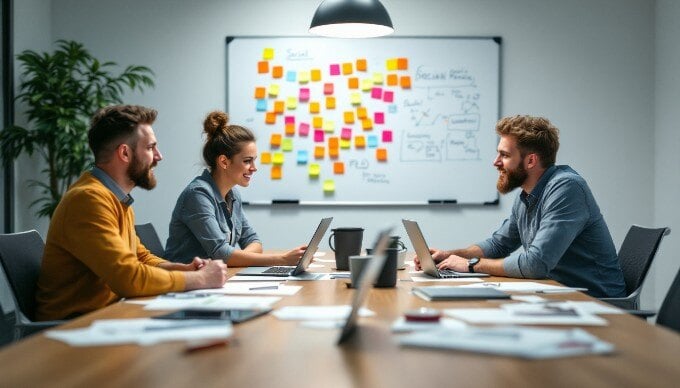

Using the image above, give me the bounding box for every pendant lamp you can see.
[309,0,394,38]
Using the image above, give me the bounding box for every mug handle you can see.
[397,240,407,251]
[328,232,336,252]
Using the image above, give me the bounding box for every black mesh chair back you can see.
[657,267,680,334]
[135,223,165,257]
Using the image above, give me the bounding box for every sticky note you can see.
[362,118,373,130]
[323,179,335,193]
[298,122,310,136]
[285,123,295,136]
[271,165,282,180]
[344,111,355,124]
[340,139,351,149]
[325,96,336,109]
[312,116,323,129]
[361,79,373,91]
[372,73,384,84]
[262,48,274,60]
[324,83,334,95]
[400,75,412,89]
[348,77,359,89]
[323,120,335,133]
[309,101,320,114]
[282,138,293,151]
[298,71,310,84]
[382,130,393,142]
[270,133,282,147]
[328,137,339,149]
[272,66,283,78]
[311,69,321,82]
[258,61,269,74]
[297,150,308,164]
[341,127,352,140]
[254,87,266,99]
[371,87,383,99]
[274,100,284,114]
[350,92,361,105]
[285,115,295,125]
[309,163,321,177]
[356,107,367,119]
[265,112,276,124]
[299,88,310,102]
[342,62,353,75]
[376,148,388,161]
[328,147,339,159]
[314,146,325,159]
[314,129,324,143]
[374,112,385,124]
[367,135,378,148]
[329,64,340,76]
[383,90,394,103]
[268,84,280,97]
[355,135,366,148]
[386,74,398,86]
[273,152,284,165]
[356,58,367,71]
[334,162,345,174]
[386,58,398,71]
[256,99,267,112]
[397,57,408,70]
[261,152,272,164]
[286,71,297,82]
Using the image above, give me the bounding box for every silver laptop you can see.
[236,217,333,277]
[337,227,392,345]
[402,219,489,278]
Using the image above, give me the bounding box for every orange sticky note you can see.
[386,73,398,86]
[400,75,412,89]
[348,77,359,89]
[328,147,339,159]
[333,162,345,174]
[356,107,367,119]
[325,96,336,109]
[271,165,282,179]
[254,87,266,99]
[355,135,366,148]
[311,68,322,81]
[386,58,398,71]
[265,112,276,125]
[274,100,284,114]
[314,146,325,159]
[328,137,339,149]
[362,118,373,130]
[258,61,269,74]
[262,48,274,60]
[356,58,367,71]
[272,66,283,78]
[342,62,353,75]
[285,123,295,136]
[344,111,355,124]
[261,152,272,164]
[376,148,388,161]
[270,133,282,147]
[312,116,323,129]
[309,101,320,114]
[397,57,408,70]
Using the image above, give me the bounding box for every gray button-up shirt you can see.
[477,165,626,298]
[164,169,260,264]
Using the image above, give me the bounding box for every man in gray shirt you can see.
[418,115,625,298]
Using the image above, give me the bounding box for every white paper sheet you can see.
[390,317,467,333]
[142,295,281,311]
[186,282,302,296]
[272,305,374,320]
[457,281,583,293]
[443,308,608,326]
[502,301,624,315]
[408,272,485,283]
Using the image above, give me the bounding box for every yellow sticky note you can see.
[270,133,282,147]
[372,72,384,84]
[281,138,293,152]
[323,179,335,193]
[309,101,320,114]
[298,70,310,83]
[325,96,336,109]
[356,58,367,71]
[355,135,366,148]
[362,118,373,130]
[322,120,335,133]
[262,48,274,60]
[313,116,323,129]
[271,165,282,180]
[356,107,367,119]
[350,92,362,105]
[268,84,280,97]
[311,68,322,81]
[309,163,321,178]
[376,148,388,161]
[344,111,355,124]
[286,96,297,110]
[261,152,272,164]
[333,162,345,174]
[386,58,398,71]
[274,100,284,114]
[340,139,351,149]
[273,152,285,165]
[342,62,353,75]
[314,146,325,159]
[360,78,373,91]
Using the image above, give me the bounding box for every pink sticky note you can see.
[299,122,310,136]
[285,115,295,125]
[383,90,394,103]
[382,130,393,142]
[299,88,310,102]
[341,127,352,140]
[371,87,383,99]
[329,64,340,76]
[374,112,385,124]
[324,83,334,95]
[314,129,325,143]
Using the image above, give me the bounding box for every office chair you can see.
[600,225,671,310]
[135,223,165,257]
[0,230,65,341]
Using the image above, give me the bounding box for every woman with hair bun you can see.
[164,110,306,266]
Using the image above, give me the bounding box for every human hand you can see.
[199,259,228,287]
[436,254,469,272]
[281,245,307,265]
[414,248,450,270]
[190,257,209,270]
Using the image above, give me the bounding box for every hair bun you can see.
[203,110,229,137]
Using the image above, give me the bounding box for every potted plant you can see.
[0,40,155,218]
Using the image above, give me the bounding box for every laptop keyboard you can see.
[262,266,293,274]
[438,270,460,278]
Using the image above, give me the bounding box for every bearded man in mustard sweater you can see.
[36,105,228,321]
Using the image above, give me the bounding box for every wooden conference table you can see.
[1,262,679,388]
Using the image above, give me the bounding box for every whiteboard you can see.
[226,37,500,205]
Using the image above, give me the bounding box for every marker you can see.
[249,285,279,291]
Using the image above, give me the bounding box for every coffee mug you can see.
[389,236,408,270]
[375,249,398,288]
[349,255,371,287]
[329,227,363,270]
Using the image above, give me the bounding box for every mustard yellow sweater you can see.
[36,172,185,321]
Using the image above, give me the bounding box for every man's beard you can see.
[496,163,527,194]
[127,154,157,190]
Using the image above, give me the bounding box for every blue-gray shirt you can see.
[164,169,260,264]
[477,165,625,298]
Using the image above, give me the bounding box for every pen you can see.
[536,288,588,294]
[249,285,279,291]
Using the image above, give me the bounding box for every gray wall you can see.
[11,0,679,309]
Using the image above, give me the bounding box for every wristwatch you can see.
[468,257,480,273]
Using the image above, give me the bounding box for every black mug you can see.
[329,227,363,270]
[375,249,398,287]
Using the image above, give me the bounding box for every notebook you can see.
[402,219,489,279]
[337,227,393,345]
[412,286,510,301]
[236,217,333,277]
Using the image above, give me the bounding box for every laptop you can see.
[337,227,392,345]
[402,219,489,279]
[236,217,333,277]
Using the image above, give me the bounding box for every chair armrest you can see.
[624,309,657,319]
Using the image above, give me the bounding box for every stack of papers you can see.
[458,282,586,293]
[398,326,615,359]
[187,282,302,296]
[133,295,282,311]
[272,305,374,320]
[443,307,608,326]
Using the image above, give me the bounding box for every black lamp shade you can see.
[310,0,394,38]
